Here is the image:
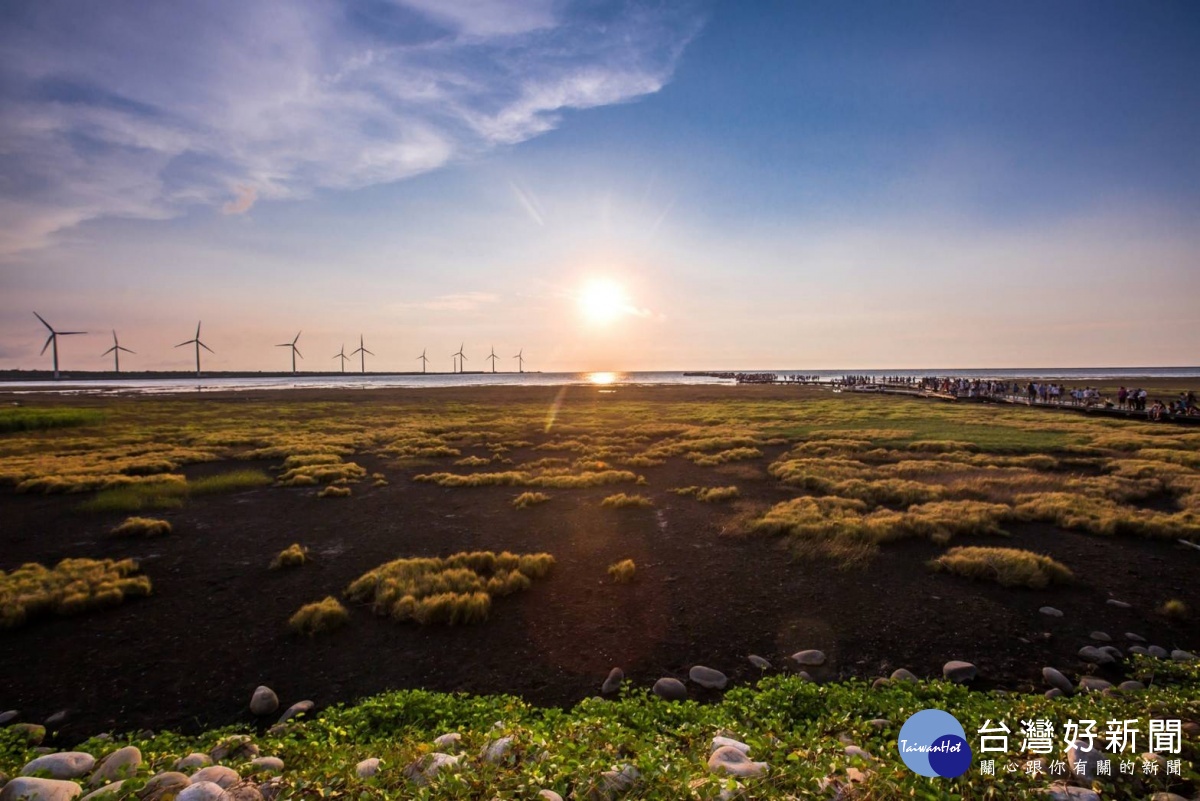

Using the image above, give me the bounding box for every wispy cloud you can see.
[413,291,501,311]
[0,1,707,257]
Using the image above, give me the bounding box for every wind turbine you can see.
[34,312,86,380]
[101,330,135,373]
[333,344,349,373]
[486,346,498,373]
[175,321,213,377]
[514,348,525,373]
[351,334,373,374]
[417,348,428,374]
[454,343,467,374]
[276,331,302,374]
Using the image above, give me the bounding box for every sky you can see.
[1,0,1198,373]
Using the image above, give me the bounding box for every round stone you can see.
[173,755,212,772]
[707,746,767,779]
[710,737,749,755]
[1077,646,1114,665]
[0,711,19,726]
[21,754,95,781]
[1041,667,1074,696]
[1066,740,1115,780]
[1117,681,1145,692]
[276,701,313,724]
[1089,631,1112,643]
[652,678,688,701]
[354,759,379,779]
[688,666,727,690]
[190,767,239,790]
[1039,606,1063,617]
[88,747,141,787]
[942,661,977,683]
[0,777,83,801]
[249,687,278,717]
[889,668,917,683]
[601,668,624,695]
[432,733,461,752]
[1148,645,1169,659]
[248,758,282,774]
[1105,599,1131,609]
[748,655,771,670]
[791,650,826,667]
[536,792,563,801]
[1077,676,1113,693]
[1124,632,1146,643]
[176,782,228,801]
[1171,649,1197,661]
[140,772,190,801]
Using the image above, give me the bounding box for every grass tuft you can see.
[0,558,151,628]
[929,546,1073,588]
[289,597,349,635]
[110,516,172,537]
[1160,599,1190,620]
[271,543,310,570]
[317,485,352,498]
[672,486,740,502]
[601,493,653,509]
[608,559,637,583]
[190,469,272,494]
[512,491,550,509]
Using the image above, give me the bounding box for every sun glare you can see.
[578,279,627,324]
[588,371,617,385]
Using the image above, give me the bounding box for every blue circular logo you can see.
[897,710,973,777]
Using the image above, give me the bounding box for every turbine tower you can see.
[34,312,86,380]
[514,348,525,373]
[333,344,349,373]
[417,348,428,374]
[454,343,467,374]
[486,346,498,373]
[351,334,373,374]
[175,321,213,377]
[276,331,302,374]
[101,330,135,373]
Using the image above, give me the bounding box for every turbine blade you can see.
[33,311,52,331]
[293,332,301,344]
[200,342,214,353]
[40,334,54,355]
[175,340,192,348]
[102,346,116,356]
[294,348,303,359]
[363,348,374,356]
[196,322,202,337]
[276,343,290,348]
[60,331,87,335]
[120,347,135,354]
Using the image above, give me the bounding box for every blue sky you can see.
[1,0,1198,372]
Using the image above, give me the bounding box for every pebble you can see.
[1089,631,1112,642]
[174,755,212,772]
[176,782,228,801]
[1039,606,1063,617]
[249,687,279,717]
[889,668,917,683]
[710,737,750,755]
[483,736,513,764]
[601,668,624,695]
[88,747,141,787]
[1117,680,1145,691]
[1041,667,1074,696]
[0,711,18,726]
[1076,646,1114,665]
[871,678,889,690]
[257,779,283,801]
[796,671,813,682]
[405,754,460,786]
[689,666,728,690]
[844,746,872,760]
[9,724,46,746]
[78,782,123,801]
[21,754,96,780]
[942,661,977,683]
[537,792,564,801]
[1044,783,1100,801]
[276,701,313,724]
[190,767,239,790]
[1125,632,1146,642]
[1149,794,1189,801]
[868,719,890,729]
[591,765,639,799]
[1066,740,1115,781]
[140,772,190,800]
[248,758,282,774]
[1148,645,1169,659]
[210,738,257,763]
[354,759,379,779]
[708,746,767,779]
[1106,599,1131,609]
[44,712,68,728]
[791,650,826,667]
[1172,649,1197,661]
[0,777,82,801]
[748,655,771,670]
[1045,688,1064,699]
[1077,676,1113,693]
[652,678,688,701]
[432,733,462,752]
[224,782,263,801]
[1098,645,1123,661]
[1128,645,1149,656]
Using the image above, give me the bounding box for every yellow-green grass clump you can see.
[1161,599,1190,620]
[1,558,151,628]
[601,493,653,509]
[512,491,550,509]
[413,469,641,489]
[279,459,367,487]
[345,551,555,625]
[686,447,762,466]
[189,468,272,494]
[1013,492,1200,538]
[608,559,637,583]
[289,597,349,635]
[929,546,1073,589]
[672,486,740,502]
[454,455,493,467]
[317,485,352,499]
[78,477,188,512]
[111,516,172,537]
[271,544,310,570]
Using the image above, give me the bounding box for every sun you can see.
[578,279,627,324]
